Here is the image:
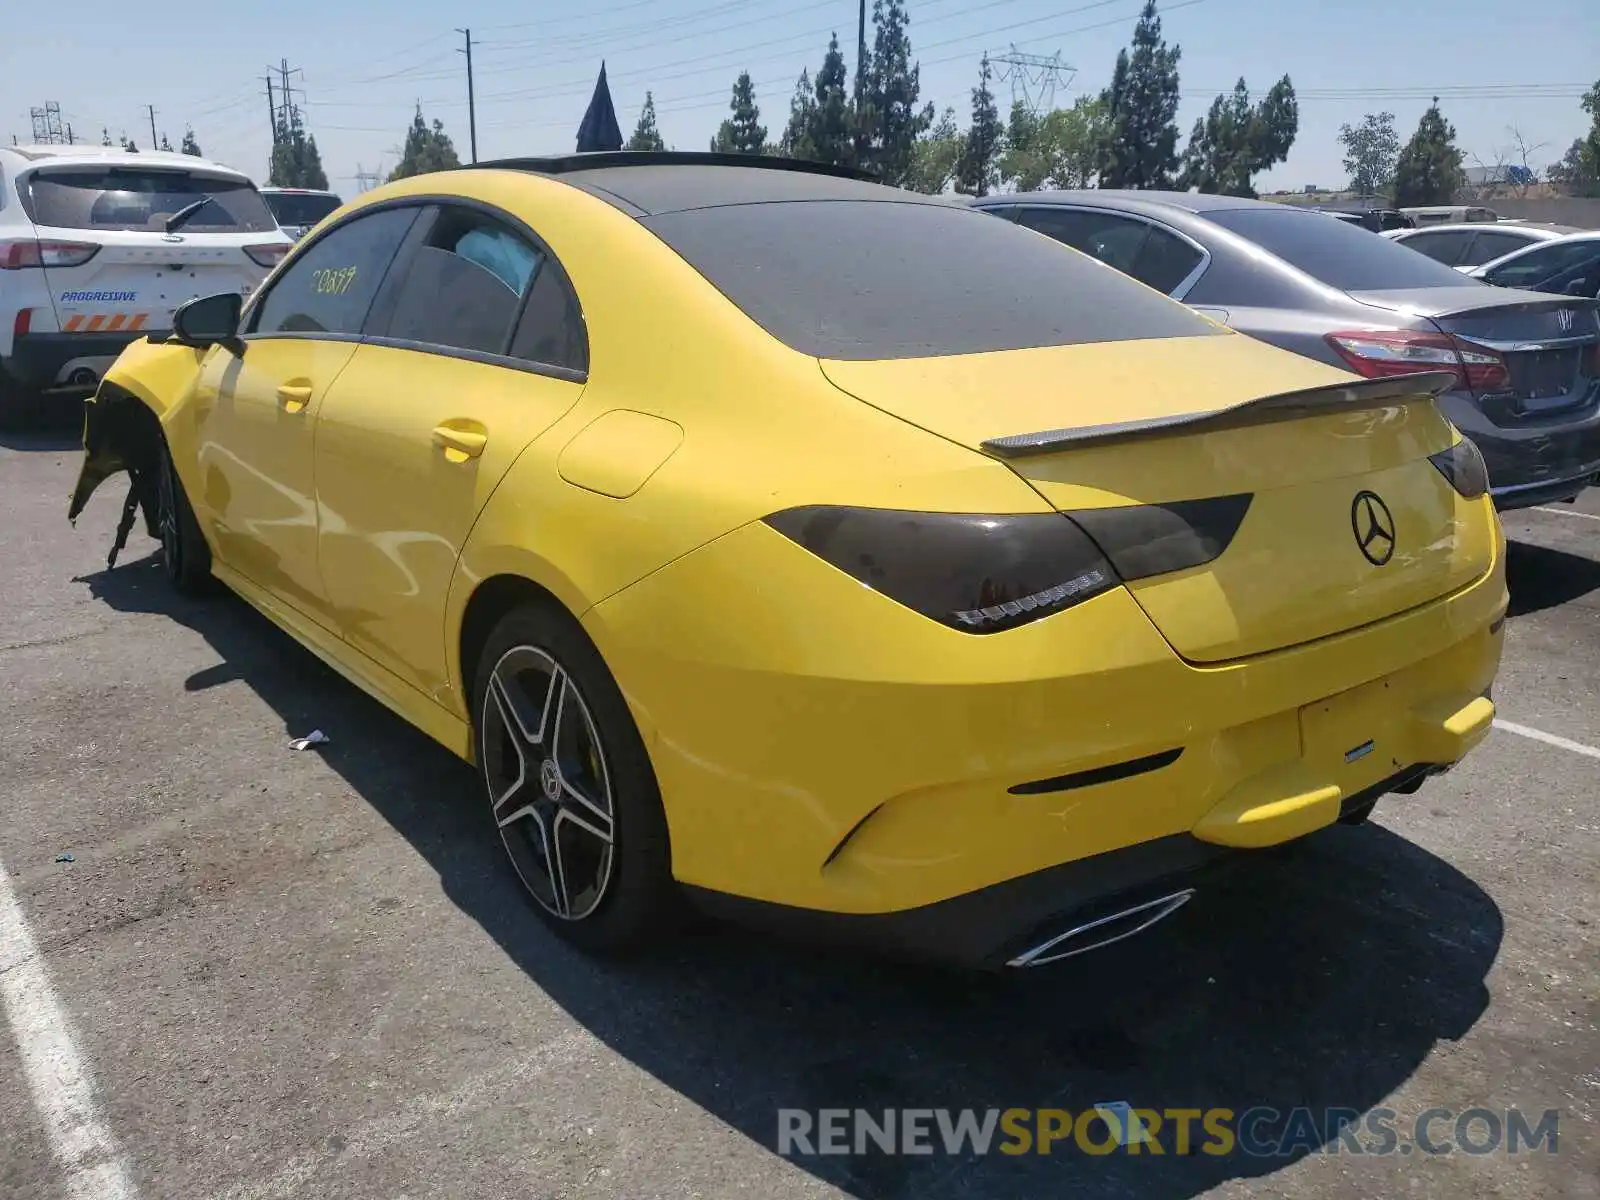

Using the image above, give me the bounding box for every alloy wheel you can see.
[480,644,616,921]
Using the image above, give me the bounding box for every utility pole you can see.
[147,104,158,149]
[457,27,477,164]
[856,0,867,100]
[265,74,277,140]
[66,123,74,145]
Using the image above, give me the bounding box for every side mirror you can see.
[1562,279,1590,297]
[170,292,243,352]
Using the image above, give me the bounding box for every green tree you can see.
[101,127,113,147]
[998,95,1107,191]
[1392,99,1467,206]
[1338,111,1401,198]
[386,106,459,182]
[1097,0,1182,188]
[159,133,173,152]
[711,71,767,154]
[120,135,138,152]
[859,0,932,184]
[181,127,202,157]
[1178,75,1298,197]
[806,35,856,166]
[779,69,818,159]
[955,54,1003,197]
[904,106,962,193]
[270,105,329,189]
[626,92,666,151]
[1547,79,1600,196]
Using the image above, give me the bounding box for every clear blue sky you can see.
[3,0,1594,194]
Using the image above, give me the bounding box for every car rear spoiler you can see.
[978,370,1458,458]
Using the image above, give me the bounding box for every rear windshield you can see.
[640,200,1222,360]
[22,168,277,233]
[264,192,343,228]
[1206,207,1481,292]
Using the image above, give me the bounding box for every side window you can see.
[1014,208,1150,278]
[251,207,418,335]
[379,207,544,356]
[1461,231,1528,267]
[509,261,588,374]
[1398,231,1461,265]
[1130,226,1204,294]
[1484,242,1595,290]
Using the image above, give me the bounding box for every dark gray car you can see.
[970,190,1600,510]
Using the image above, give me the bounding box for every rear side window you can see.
[381,209,542,356]
[1206,207,1478,292]
[1016,207,1203,295]
[251,207,418,336]
[642,200,1219,359]
[1462,230,1531,266]
[1482,240,1600,290]
[1396,230,1469,266]
[509,263,588,374]
[23,168,277,233]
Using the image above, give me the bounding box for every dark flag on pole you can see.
[576,61,624,152]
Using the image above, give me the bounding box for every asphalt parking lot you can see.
[1,413,1595,1200]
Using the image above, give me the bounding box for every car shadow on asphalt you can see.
[0,398,84,450]
[1505,538,1600,618]
[83,554,1504,1200]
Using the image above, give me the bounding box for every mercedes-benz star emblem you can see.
[539,757,562,801]
[1351,490,1396,566]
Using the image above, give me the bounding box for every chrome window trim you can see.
[1009,202,1213,300]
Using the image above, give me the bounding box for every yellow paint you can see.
[74,165,1509,921]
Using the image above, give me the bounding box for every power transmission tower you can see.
[992,47,1075,114]
[353,164,382,192]
[29,102,66,144]
[269,60,306,136]
[456,28,477,164]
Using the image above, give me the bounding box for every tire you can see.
[472,601,677,955]
[154,436,213,595]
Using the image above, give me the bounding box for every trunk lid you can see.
[1353,287,1600,416]
[819,334,1495,663]
[41,232,267,334]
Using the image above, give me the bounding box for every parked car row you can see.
[970,189,1600,510]
[0,144,343,404]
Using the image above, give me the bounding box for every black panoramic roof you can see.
[471,151,946,217]
[975,188,1289,215]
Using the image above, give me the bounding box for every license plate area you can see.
[1509,347,1582,410]
[1299,677,1406,784]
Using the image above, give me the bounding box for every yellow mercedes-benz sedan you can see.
[69,152,1506,970]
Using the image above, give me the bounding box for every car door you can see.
[1458,229,1535,268]
[1394,229,1471,266]
[1480,240,1600,293]
[190,205,419,625]
[1013,206,1206,298]
[312,201,589,704]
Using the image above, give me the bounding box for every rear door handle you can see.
[276,384,313,413]
[432,425,488,460]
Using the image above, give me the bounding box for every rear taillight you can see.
[1326,329,1510,393]
[244,243,291,269]
[1429,438,1490,499]
[14,308,31,337]
[0,238,100,269]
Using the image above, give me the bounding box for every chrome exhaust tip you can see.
[1006,888,1196,969]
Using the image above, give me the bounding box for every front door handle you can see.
[276,384,313,413]
[432,424,488,461]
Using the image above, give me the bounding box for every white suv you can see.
[0,144,291,409]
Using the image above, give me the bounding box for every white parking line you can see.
[1532,506,1600,522]
[0,856,136,1200]
[1494,719,1600,760]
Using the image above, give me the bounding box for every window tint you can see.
[1205,207,1477,291]
[1397,230,1468,265]
[1132,227,1204,293]
[1016,208,1149,274]
[381,209,541,355]
[642,200,1219,360]
[251,207,418,336]
[1483,240,1600,290]
[509,262,588,373]
[1461,230,1531,266]
[23,168,277,233]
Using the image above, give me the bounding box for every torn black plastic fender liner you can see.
[68,389,164,564]
[978,371,1459,458]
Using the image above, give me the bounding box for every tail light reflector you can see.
[244,243,291,269]
[0,238,101,269]
[1326,329,1510,394]
[14,308,31,337]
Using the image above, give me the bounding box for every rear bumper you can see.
[1438,390,1600,509]
[3,332,148,389]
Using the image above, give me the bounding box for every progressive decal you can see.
[60,290,138,303]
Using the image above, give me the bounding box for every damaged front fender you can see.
[68,338,209,565]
